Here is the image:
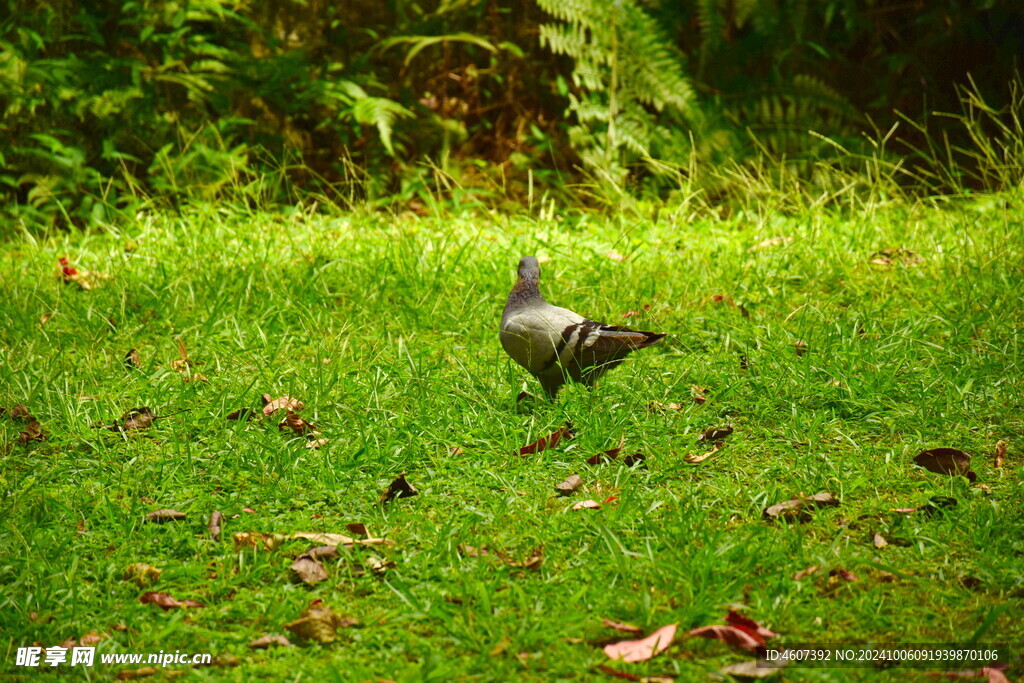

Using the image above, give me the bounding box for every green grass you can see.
[1,196,1022,681]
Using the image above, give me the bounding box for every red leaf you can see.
[725,611,777,643]
[687,624,761,652]
[518,422,574,456]
[139,591,204,610]
[603,623,677,662]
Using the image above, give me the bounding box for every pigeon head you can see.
[517,256,541,281]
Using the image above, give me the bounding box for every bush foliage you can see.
[1,0,1021,224]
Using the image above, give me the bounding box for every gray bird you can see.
[500,256,665,397]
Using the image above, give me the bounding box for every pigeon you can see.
[500,256,665,397]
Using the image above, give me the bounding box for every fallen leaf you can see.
[871,257,894,266]
[829,568,859,583]
[60,631,109,649]
[622,452,647,467]
[870,247,924,266]
[602,618,643,636]
[116,667,159,680]
[459,544,490,557]
[248,634,291,649]
[242,507,257,514]
[572,500,601,511]
[586,437,626,465]
[449,445,465,456]
[123,563,162,588]
[262,395,303,416]
[691,385,708,404]
[518,422,575,456]
[994,440,1007,468]
[793,565,820,580]
[873,533,888,549]
[622,310,641,319]
[555,474,583,496]
[719,659,788,679]
[505,545,544,571]
[305,437,329,449]
[604,623,678,662]
[700,426,733,441]
[686,624,761,652]
[748,236,791,251]
[139,591,204,610]
[226,408,256,421]
[793,340,808,356]
[7,404,33,420]
[232,531,393,551]
[725,611,777,642]
[606,250,626,262]
[284,601,356,643]
[39,313,53,327]
[145,509,186,523]
[647,401,683,412]
[18,419,47,444]
[346,523,367,536]
[685,440,722,464]
[763,492,840,521]
[279,410,317,436]
[914,448,977,482]
[379,472,418,505]
[208,510,223,540]
[364,555,395,575]
[125,348,140,369]
[290,555,329,584]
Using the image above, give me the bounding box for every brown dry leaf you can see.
[700,426,733,441]
[725,611,777,642]
[116,667,159,680]
[763,492,840,521]
[719,659,788,679]
[828,568,859,584]
[123,563,162,588]
[792,565,820,580]
[283,601,355,644]
[748,236,791,251]
[870,247,924,266]
[64,268,112,290]
[365,555,395,575]
[604,623,678,663]
[60,631,109,649]
[586,437,626,465]
[622,452,647,467]
[518,422,575,456]
[459,544,490,557]
[684,441,722,464]
[226,408,256,421]
[994,440,1007,468]
[139,591,204,610]
[262,394,303,416]
[914,448,977,482]
[233,531,279,550]
[379,472,418,505]
[687,624,761,652]
[346,522,367,536]
[18,419,47,444]
[873,533,888,549]
[279,410,316,435]
[290,555,329,584]
[39,312,54,327]
[572,500,601,511]
[124,348,140,369]
[208,510,223,540]
[691,385,708,404]
[506,545,544,571]
[449,445,466,456]
[647,401,683,412]
[233,531,392,551]
[145,509,186,523]
[793,340,808,356]
[871,257,894,266]
[602,618,643,636]
[7,404,33,420]
[606,250,626,262]
[555,473,583,496]
[305,437,329,449]
[249,634,292,649]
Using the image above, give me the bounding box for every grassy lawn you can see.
[1,197,1022,681]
